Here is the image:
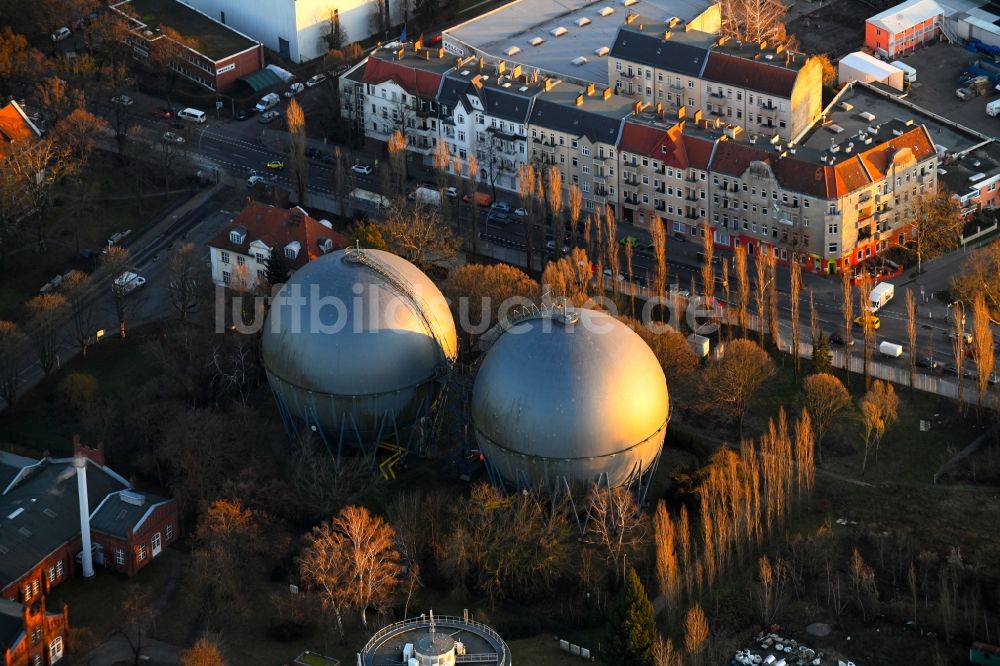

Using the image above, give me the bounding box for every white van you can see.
[177,107,206,124]
[890,60,916,84]
[255,93,280,113]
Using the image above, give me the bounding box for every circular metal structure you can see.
[360,613,510,666]
[262,248,457,453]
[471,308,668,490]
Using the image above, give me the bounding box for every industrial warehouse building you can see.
[865,0,1000,58]
[0,441,178,605]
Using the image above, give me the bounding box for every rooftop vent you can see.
[826,123,844,134]
[502,82,512,88]
[530,36,545,46]
[599,6,615,15]
[668,16,681,27]
[121,490,147,506]
[623,0,638,6]
[859,111,876,122]
[838,102,854,111]
[551,26,568,37]
[938,168,948,175]
[764,53,774,60]
[892,128,904,136]
[506,46,521,56]
[572,56,588,66]
[577,17,591,26]
[519,85,529,91]
[970,172,986,182]
[460,69,470,76]
[595,46,610,56]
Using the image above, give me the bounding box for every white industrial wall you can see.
[181,0,373,62]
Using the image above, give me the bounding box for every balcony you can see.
[759,101,778,111]
[685,192,698,202]
[686,173,698,183]
[709,90,725,99]
[685,210,699,220]
[858,205,874,220]
[655,201,666,212]
[654,185,665,194]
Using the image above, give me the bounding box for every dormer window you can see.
[284,241,301,260]
[229,227,247,244]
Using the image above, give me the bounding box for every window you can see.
[572,157,578,167]
[583,165,591,175]
[166,524,174,542]
[220,251,230,264]
[285,248,296,259]
[116,548,125,566]
[31,628,41,645]
[828,242,838,254]
[50,637,64,663]
[48,567,55,583]
[571,139,578,149]
[475,113,484,124]
[228,231,242,243]
[237,255,245,266]
[55,560,63,579]
[222,271,230,285]
[32,656,41,666]
[138,544,147,562]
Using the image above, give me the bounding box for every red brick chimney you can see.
[72,435,105,466]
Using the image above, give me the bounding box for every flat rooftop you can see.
[938,141,1000,197]
[795,82,986,163]
[444,0,715,85]
[116,0,257,61]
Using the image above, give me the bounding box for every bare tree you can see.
[181,636,227,666]
[381,203,460,267]
[719,0,789,43]
[286,99,308,204]
[952,241,1000,320]
[61,270,96,358]
[683,603,709,666]
[907,191,963,274]
[766,252,779,349]
[906,288,917,389]
[859,380,900,473]
[856,272,876,388]
[754,254,767,347]
[809,289,818,345]
[952,302,967,411]
[735,244,749,338]
[790,259,802,375]
[841,268,854,381]
[117,587,155,666]
[973,293,995,412]
[652,635,681,666]
[651,217,668,318]
[6,137,71,253]
[756,554,790,625]
[517,164,536,273]
[700,223,715,310]
[300,505,401,631]
[442,263,539,346]
[653,501,680,623]
[387,129,407,195]
[0,320,27,405]
[467,154,480,256]
[332,146,350,218]
[167,243,206,322]
[584,485,646,582]
[605,207,621,304]
[701,338,775,437]
[546,167,563,264]
[26,292,68,376]
[802,373,851,464]
[103,245,139,339]
[210,338,256,407]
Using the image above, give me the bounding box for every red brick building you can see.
[1,598,68,666]
[112,0,264,93]
[0,441,179,606]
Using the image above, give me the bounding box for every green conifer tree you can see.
[605,568,657,666]
[812,332,833,375]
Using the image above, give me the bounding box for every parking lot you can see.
[896,42,1000,138]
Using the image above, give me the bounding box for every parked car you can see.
[305,73,327,87]
[305,147,323,160]
[491,200,511,212]
[488,211,510,223]
[915,355,938,369]
[352,163,373,175]
[266,160,285,170]
[234,108,255,121]
[603,268,625,281]
[258,110,280,124]
[51,27,71,42]
[111,95,133,106]
[514,207,527,217]
[672,231,687,242]
[161,131,184,144]
[284,82,305,97]
[151,108,172,119]
[247,174,266,188]
[446,186,458,199]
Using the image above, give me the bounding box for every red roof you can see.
[620,122,692,168]
[209,201,346,270]
[0,101,41,160]
[858,125,935,180]
[362,56,443,99]
[703,52,798,99]
[682,133,715,170]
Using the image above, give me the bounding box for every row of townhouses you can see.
[340,22,996,274]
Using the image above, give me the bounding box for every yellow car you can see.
[853,314,881,330]
[266,160,285,170]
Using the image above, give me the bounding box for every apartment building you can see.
[527,83,634,215]
[608,22,823,142]
[938,141,1000,219]
[617,117,715,231]
[437,63,543,192]
[208,202,345,288]
[341,45,452,156]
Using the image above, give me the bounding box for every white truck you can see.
[988,99,1000,117]
[254,92,280,113]
[879,341,903,358]
[350,188,391,210]
[869,281,894,311]
[114,271,146,295]
[408,186,441,206]
[890,60,916,84]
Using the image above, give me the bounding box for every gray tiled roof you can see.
[528,89,632,144]
[0,459,128,590]
[438,75,473,111]
[90,491,170,539]
[482,87,534,124]
[0,452,35,494]
[609,28,710,77]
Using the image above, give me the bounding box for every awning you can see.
[235,69,282,93]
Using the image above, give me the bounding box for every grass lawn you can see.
[0,330,162,456]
